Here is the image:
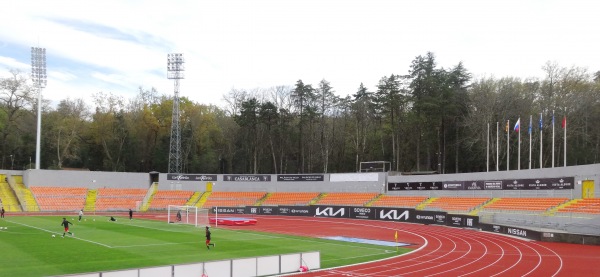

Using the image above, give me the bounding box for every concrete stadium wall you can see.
[17,170,152,189]
[1,164,597,197]
[157,172,387,192]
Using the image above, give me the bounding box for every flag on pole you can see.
[505,120,509,132]
[562,116,566,128]
[528,116,532,134]
[514,118,520,132]
[539,113,543,129]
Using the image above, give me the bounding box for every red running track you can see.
[223,216,600,277]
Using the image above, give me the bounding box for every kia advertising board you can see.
[375,207,413,222]
[312,206,350,218]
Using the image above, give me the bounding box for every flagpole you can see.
[529,115,532,169]
[487,122,489,172]
[540,113,543,169]
[552,110,555,168]
[507,119,510,171]
[496,122,499,171]
[564,116,567,167]
[517,117,520,170]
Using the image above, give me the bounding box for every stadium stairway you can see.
[255,193,271,206]
[0,181,21,212]
[416,197,437,210]
[310,193,326,205]
[84,189,97,212]
[15,184,39,212]
[195,191,211,208]
[469,198,497,215]
[185,191,202,206]
[140,183,158,212]
[365,194,384,207]
[471,198,501,215]
[545,198,580,216]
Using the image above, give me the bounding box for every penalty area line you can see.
[5,219,113,248]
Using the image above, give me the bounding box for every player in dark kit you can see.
[1,207,5,218]
[205,226,215,249]
[61,218,74,238]
[129,209,133,220]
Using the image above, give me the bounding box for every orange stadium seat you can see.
[202,191,266,208]
[30,186,88,211]
[261,192,321,206]
[482,197,568,212]
[557,198,600,214]
[95,188,148,211]
[370,195,428,208]
[315,192,378,206]
[426,197,490,212]
[149,190,195,209]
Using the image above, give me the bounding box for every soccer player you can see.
[78,209,83,222]
[61,218,73,238]
[129,209,133,220]
[176,210,182,222]
[205,226,215,249]
[1,207,5,218]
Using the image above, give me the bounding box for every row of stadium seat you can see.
[30,186,88,211]
[557,198,600,214]
[484,198,569,211]
[9,186,598,215]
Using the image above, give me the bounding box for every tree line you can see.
[1,52,599,174]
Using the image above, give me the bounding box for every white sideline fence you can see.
[55,251,320,277]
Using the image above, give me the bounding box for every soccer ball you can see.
[52,235,55,237]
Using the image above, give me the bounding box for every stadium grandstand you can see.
[0,164,599,239]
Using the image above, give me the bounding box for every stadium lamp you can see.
[167,53,185,173]
[31,47,47,170]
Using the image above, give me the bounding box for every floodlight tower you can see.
[167,53,185,173]
[31,47,47,170]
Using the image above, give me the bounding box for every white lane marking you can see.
[5,219,113,248]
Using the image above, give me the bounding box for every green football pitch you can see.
[0,215,408,276]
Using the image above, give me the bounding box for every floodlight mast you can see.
[167,53,184,173]
[31,47,47,170]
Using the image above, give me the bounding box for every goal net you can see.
[167,205,209,227]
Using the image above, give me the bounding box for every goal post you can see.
[167,205,209,227]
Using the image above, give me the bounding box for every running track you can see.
[224,216,600,277]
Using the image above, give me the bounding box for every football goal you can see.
[167,205,209,227]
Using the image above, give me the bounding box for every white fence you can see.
[56,251,320,277]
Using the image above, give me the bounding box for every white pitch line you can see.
[6,219,113,248]
[112,241,200,248]
[112,220,198,233]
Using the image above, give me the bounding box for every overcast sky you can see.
[1,0,599,108]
